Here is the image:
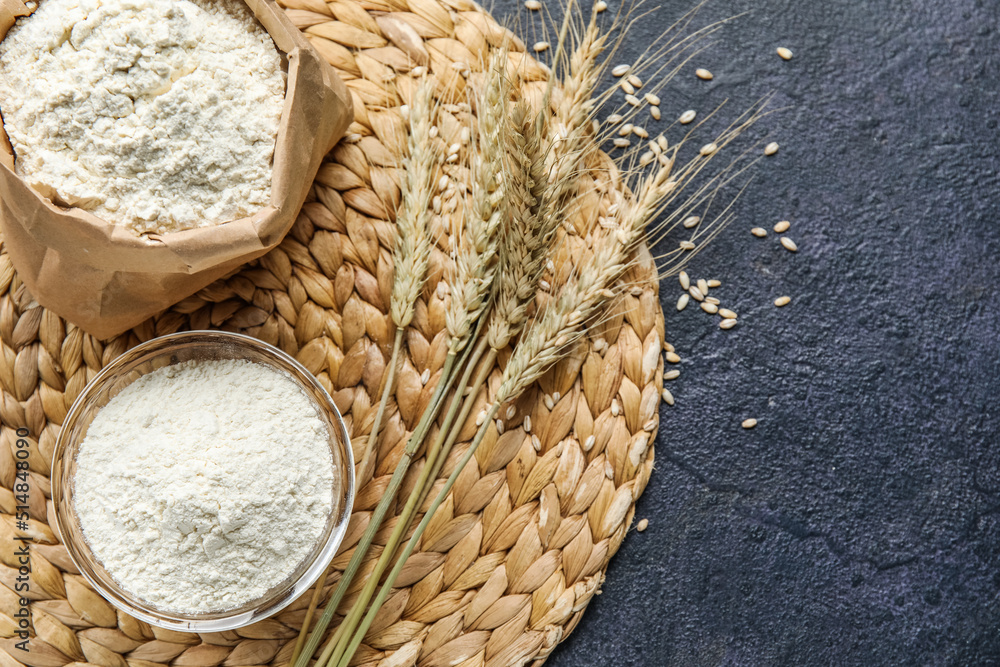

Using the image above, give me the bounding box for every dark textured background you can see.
[491,0,1000,664]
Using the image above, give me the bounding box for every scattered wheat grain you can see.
[523,415,531,432]
[700,142,718,156]
[742,418,758,429]
[679,109,696,124]
[543,394,555,410]
[680,240,696,250]
[618,123,633,136]
[774,220,790,233]
[751,227,767,238]
[595,0,607,11]
[657,135,669,150]
[705,296,720,305]
[612,64,630,77]
[613,138,631,148]
[764,141,780,156]
[627,74,643,88]
[777,46,793,60]
[696,68,713,80]
[719,308,738,319]
[640,151,655,167]
[664,369,680,380]
[650,107,661,121]
[720,318,737,329]
[662,389,675,405]
[780,237,798,252]
[708,279,721,288]
[620,80,636,95]
[636,519,649,532]
[607,113,623,123]
[666,351,681,364]
[683,215,700,228]
[774,296,792,307]
[697,278,708,295]
[534,41,550,52]
[644,93,660,106]
[701,302,719,314]
[677,293,690,311]
[625,94,641,107]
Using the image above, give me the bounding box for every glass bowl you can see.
[50,330,355,632]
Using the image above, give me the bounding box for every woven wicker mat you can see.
[0,0,665,665]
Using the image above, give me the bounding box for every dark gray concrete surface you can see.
[490,0,1000,664]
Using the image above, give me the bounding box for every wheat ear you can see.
[445,51,508,353]
[485,102,555,351]
[290,79,441,667]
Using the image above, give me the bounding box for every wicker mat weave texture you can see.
[0,0,665,664]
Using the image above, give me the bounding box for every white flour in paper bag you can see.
[0,0,285,235]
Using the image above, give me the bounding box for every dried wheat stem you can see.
[293,352,458,667]
[413,346,497,510]
[326,338,492,667]
[336,402,502,667]
[312,622,347,667]
[287,561,334,667]
[355,328,404,487]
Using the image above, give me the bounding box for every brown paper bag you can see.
[0,0,353,339]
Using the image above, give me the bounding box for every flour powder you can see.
[73,359,335,614]
[0,0,285,235]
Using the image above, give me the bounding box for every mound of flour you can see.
[0,0,285,234]
[74,359,335,614]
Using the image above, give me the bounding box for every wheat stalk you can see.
[290,79,442,667]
